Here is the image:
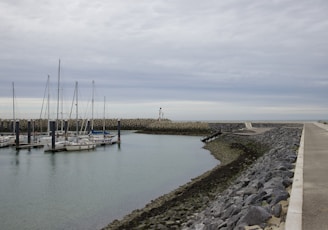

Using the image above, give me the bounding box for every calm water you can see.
[0,132,218,230]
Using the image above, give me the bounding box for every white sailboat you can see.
[65,138,96,151]
[41,74,70,152]
[65,82,96,151]
[88,91,116,146]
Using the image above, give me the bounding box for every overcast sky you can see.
[0,0,327,121]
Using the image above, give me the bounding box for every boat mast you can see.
[61,87,64,132]
[47,75,50,133]
[75,81,79,142]
[103,96,106,135]
[91,80,95,131]
[56,59,61,132]
[12,82,15,133]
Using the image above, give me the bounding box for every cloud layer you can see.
[0,0,327,120]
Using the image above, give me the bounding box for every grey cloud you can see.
[0,0,327,119]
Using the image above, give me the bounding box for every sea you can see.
[0,131,218,230]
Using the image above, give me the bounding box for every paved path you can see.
[303,123,328,230]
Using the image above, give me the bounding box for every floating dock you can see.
[15,143,44,150]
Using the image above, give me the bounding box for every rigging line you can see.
[67,84,77,132]
[39,76,50,120]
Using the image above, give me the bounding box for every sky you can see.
[0,0,327,121]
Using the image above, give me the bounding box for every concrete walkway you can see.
[302,123,328,230]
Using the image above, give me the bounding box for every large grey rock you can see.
[272,203,282,218]
[282,178,293,187]
[221,204,241,220]
[237,206,272,227]
[271,189,290,205]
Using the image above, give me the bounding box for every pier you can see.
[201,130,222,143]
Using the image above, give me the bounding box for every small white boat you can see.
[0,136,11,148]
[88,130,116,146]
[65,139,96,151]
[90,135,115,146]
[44,140,72,152]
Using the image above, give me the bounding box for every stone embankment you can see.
[184,126,302,229]
[0,118,167,133]
[0,118,211,134]
[104,123,302,230]
[137,120,210,135]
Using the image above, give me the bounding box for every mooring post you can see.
[64,120,68,141]
[15,120,19,148]
[32,120,36,142]
[50,121,56,151]
[117,119,121,143]
[87,120,91,133]
[27,120,31,144]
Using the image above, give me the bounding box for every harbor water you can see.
[0,131,218,230]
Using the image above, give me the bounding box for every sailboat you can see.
[88,95,116,146]
[11,82,27,146]
[65,82,96,151]
[41,74,70,152]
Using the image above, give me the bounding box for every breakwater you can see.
[137,121,211,135]
[184,126,302,229]
[0,119,167,133]
[0,119,212,135]
[0,118,301,134]
[103,123,303,229]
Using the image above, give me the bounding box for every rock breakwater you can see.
[0,118,165,133]
[0,119,210,134]
[138,121,210,135]
[184,126,302,229]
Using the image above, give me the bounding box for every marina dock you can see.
[15,143,45,150]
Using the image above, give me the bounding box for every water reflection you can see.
[12,150,20,166]
[50,153,56,174]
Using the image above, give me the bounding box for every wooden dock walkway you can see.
[15,143,44,150]
[201,130,222,143]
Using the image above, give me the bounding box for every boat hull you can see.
[65,142,96,151]
[44,141,71,152]
[0,136,12,148]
